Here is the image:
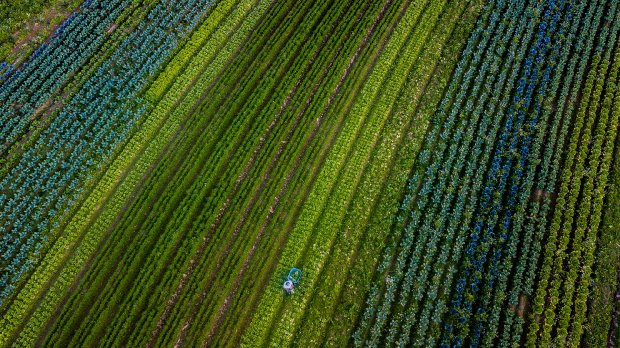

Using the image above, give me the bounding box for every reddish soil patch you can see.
[512,293,528,318]
[530,187,557,204]
[106,24,118,34]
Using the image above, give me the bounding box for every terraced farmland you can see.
[1,0,619,347]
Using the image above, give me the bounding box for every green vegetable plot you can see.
[1,0,618,346]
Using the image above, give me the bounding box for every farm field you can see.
[0,0,619,347]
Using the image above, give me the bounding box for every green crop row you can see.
[298,0,456,344]
[232,1,399,344]
[556,32,620,347]
[124,1,334,345]
[528,8,620,345]
[99,0,278,342]
[585,87,620,347]
[568,53,620,348]
[106,0,302,341]
[525,2,611,337]
[561,10,620,348]
[73,8,288,342]
[527,58,601,347]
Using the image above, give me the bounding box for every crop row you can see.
[294,0,470,346]
[105,0,386,344]
[502,0,611,344]
[527,4,620,345]
[201,0,401,344]
[90,1,280,342]
[446,0,571,345]
[584,97,620,347]
[274,0,447,341]
[233,0,402,344]
[117,0,333,345]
